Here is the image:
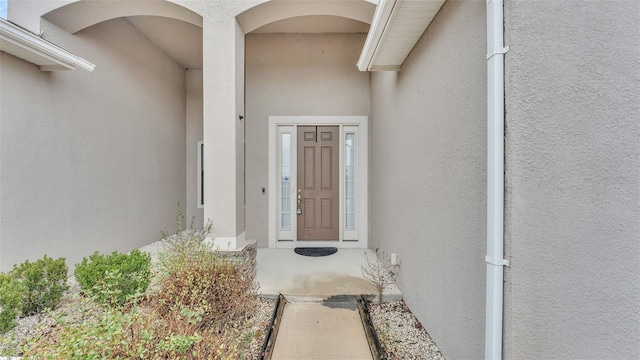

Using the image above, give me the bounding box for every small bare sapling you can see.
[361,248,400,304]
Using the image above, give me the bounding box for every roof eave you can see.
[0,18,95,72]
[357,0,445,72]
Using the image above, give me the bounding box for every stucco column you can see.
[202,18,246,250]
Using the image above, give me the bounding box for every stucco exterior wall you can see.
[370,1,487,359]
[245,33,371,247]
[503,1,640,359]
[0,18,187,271]
[235,20,246,237]
[186,69,204,228]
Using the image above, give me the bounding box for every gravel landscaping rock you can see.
[0,277,83,356]
[244,297,276,360]
[368,301,445,360]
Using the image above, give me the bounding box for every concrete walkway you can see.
[271,297,373,360]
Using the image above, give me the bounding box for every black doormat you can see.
[294,247,338,257]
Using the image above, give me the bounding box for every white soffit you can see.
[358,0,445,71]
[0,18,95,72]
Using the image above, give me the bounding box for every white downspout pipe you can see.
[485,0,509,359]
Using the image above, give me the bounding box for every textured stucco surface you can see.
[186,69,204,228]
[235,20,246,236]
[202,19,245,241]
[245,33,371,247]
[503,1,640,359]
[0,18,186,271]
[370,1,487,359]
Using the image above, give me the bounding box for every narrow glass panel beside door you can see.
[345,133,356,230]
[281,133,291,230]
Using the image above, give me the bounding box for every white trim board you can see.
[268,116,368,249]
[197,140,204,209]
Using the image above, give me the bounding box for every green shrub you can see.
[11,256,68,316]
[0,273,24,333]
[74,250,151,308]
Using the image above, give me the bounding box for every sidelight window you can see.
[345,132,356,230]
[280,133,291,230]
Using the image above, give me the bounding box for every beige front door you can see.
[297,126,339,240]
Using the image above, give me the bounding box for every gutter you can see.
[0,18,95,72]
[485,0,509,359]
[356,0,398,72]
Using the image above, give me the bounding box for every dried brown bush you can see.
[154,207,258,333]
[150,253,258,333]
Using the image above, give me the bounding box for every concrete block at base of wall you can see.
[216,240,258,281]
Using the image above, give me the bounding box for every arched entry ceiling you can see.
[42,0,202,34]
[237,0,376,34]
[127,16,202,69]
[252,15,370,34]
[41,0,445,71]
[42,0,375,69]
[42,1,203,69]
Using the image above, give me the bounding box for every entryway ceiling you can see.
[126,16,202,69]
[252,15,369,34]
[43,0,374,70]
[121,15,369,70]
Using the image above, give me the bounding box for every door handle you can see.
[297,194,302,215]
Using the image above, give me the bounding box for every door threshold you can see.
[276,240,363,249]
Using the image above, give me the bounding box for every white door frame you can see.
[268,116,368,248]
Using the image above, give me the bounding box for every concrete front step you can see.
[256,248,403,302]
